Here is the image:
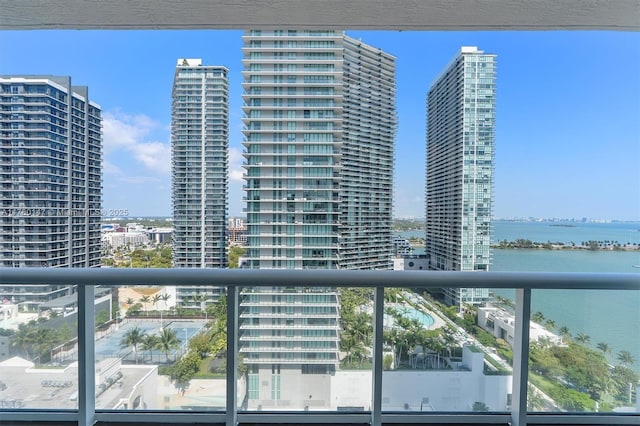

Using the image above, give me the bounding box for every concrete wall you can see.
[1,1,637,30]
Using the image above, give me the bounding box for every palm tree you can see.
[152,293,162,326]
[558,326,571,342]
[152,294,161,312]
[120,326,146,364]
[531,311,545,324]
[139,295,151,316]
[596,342,612,356]
[193,293,207,318]
[140,334,160,363]
[617,350,635,367]
[544,319,556,332]
[157,327,180,362]
[12,323,34,360]
[160,293,171,311]
[575,332,591,345]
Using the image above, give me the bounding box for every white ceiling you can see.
[1,0,638,31]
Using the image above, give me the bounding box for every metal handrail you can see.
[0,268,638,426]
[1,268,638,290]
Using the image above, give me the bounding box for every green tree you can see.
[32,328,58,363]
[544,319,556,331]
[575,333,591,345]
[616,350,635,367]
[472,401,490,412]
[610,365,640,402]
[596,342,612,356]
[120,326,146,364]
[96,310,109,327]
[12,323,34,360]
[139,295,151,315]
[141,334,161,363]
[531,311,545,324]
[188,331,213,359]
[170,350,201,387]
[158,327,180,362]
[228,246,246,268]
[160,293,171,310]
[558,326,571,342]
[152,294,162,312]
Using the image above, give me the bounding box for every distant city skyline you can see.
[1,30,638,220]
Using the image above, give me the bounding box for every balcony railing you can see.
[0,268,638,426]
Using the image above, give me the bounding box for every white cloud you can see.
[103,160,122,175]
[103,111,171,175]
[129,142,171,174]
[229,147,245,183]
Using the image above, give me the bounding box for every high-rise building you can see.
[424,46,496,308]
[0,76,102,308]
[240,30,396,409]
[171,59,229,307]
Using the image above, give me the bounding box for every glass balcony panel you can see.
[239,286,372,412]
[381,287,513,413]
[96,284,226,411]
[0,286,78,410]
[528,289,640,413]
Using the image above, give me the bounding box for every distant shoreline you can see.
[492,239,639,251]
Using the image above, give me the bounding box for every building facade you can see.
[171,59,229,268]
[0,76,102,308]
[424,47,496,307]
[240,30,396,409]
[171,59,229,308]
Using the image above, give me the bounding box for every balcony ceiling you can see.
[0,0,638,30]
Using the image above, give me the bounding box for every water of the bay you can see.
[396,221,640,371]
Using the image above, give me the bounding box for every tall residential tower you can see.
[0,76,102,307]
[171,59,229,306]
[241,30,396,409]
[425,47,496,308]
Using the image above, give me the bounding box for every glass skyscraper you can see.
[240,30,396,409]
[0,76,102,306]
[171,60,229,306]
[425,47,496,307]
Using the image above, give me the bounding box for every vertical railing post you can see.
[78,284,95,426]
[371,286,384,426]
[511,288,531,426]
[226,285,238,426]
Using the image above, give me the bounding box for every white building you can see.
[101,232,149,250]
[392,237,413,257]
[171,59,229,269]
[148,227,173,244]
[0,357,157,410]
[330,346,512,412]
[241,30,396,410]
[424,47,497,307]
[393,255,428,271]
[477,306,563,347]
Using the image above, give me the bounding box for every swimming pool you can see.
[384,304,435,328]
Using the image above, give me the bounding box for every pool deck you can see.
[398,292,447,330]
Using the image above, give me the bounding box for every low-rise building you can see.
[477,306,563,347]
[0,356,157,410]
[331,346,512,412]
[393,254,428,271]
[102,232,149,250]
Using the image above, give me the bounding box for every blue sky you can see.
[1,30,639,220]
